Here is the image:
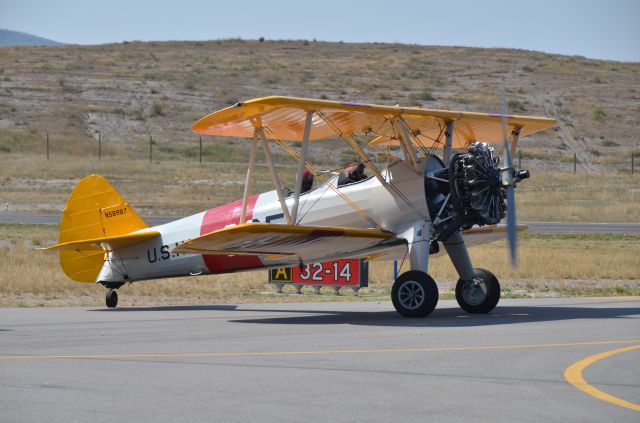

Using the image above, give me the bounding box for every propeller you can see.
[498,89,518,267]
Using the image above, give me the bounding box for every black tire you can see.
[105,289,118,308]
[391,271,439,318]
[455,268,500,313]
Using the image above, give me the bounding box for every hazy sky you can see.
[1,0,638,62]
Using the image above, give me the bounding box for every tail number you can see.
[103,205,128,219]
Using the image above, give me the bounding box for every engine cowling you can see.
[424,142,527,242]
[450,142,505,226]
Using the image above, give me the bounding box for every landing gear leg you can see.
[443,232,500,313]
[392,222,439,318]
[455,268,500,313]
[105,289,118,308]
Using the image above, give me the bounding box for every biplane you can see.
[42,96,556,317]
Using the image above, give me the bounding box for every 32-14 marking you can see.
[299,261,352,282]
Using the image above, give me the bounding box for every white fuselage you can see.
[97,159,427,283]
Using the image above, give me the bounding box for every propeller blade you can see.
[504,141,517,266]
[506,186,517,266]
[499,87,518,267]
[498,87,509,144]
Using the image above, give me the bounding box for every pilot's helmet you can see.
[345,163,358,174]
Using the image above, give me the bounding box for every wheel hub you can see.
[461,278,487,306]
[398,280,426,310]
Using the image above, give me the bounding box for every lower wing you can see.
[172,223,399,265]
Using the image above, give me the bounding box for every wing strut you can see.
[268,131,383,230]
[395,118,421,173]
[315,111,430,222]
[443,120,454,164]
[315,111,388,189]
[510,126,522,156]
[290,111,313,223]
[258,127,292,224]
[343,135,388,185]
[239,129,259,224]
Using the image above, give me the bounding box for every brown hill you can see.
[0,39,638,171]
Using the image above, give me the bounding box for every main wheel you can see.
[105,289,118,308]
[455,268,500,313]
[391,271,439,318]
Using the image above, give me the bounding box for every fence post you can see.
[199,136,202,164]
[149,135,153,164]
[573,152,576,174]
[98,131,101,161]
[46,131,49,160]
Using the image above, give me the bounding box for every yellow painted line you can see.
[564,344,640,412]
[0,339,638,361]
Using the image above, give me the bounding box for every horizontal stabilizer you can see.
[41,231,160,252]
[173,223,392,261]
[45,174,155,283]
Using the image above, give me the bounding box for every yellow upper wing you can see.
[173,222,395,264]
[192,96,556,148]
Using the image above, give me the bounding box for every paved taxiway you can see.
[2,213,640,234]
[1,298,639,423]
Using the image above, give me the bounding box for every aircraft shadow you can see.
[89,301,640,328]
[88,304,239,312]
[227,304,640,328]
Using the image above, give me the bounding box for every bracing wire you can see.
[263,126,384,230]
[316,111,429,222]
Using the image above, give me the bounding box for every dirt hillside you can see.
[0,39,638,171]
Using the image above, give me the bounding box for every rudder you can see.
[58,174,148,282]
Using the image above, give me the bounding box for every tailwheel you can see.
[105,289,118,308]
[455,268,500,313]
[391,270,439,318]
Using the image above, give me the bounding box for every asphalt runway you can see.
[1,298,639,423]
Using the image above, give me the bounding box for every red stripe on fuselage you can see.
[200,195,263,273]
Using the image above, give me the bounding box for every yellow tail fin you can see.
[54,174,150,282]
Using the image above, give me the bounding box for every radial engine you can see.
[424,142,530,243]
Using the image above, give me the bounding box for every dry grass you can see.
[2,152,638,222]
[1,224,638,307]
[516,171,640,223]
[0,152,295,215]
[428,233,640,280]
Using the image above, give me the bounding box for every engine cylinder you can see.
[424,142,510,242]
